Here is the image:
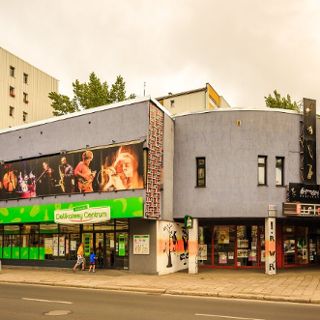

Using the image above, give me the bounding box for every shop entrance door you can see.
[93,232,115,269]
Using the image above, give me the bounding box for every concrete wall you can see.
[0,101,149,208]
[161,113,174,221]
[173,109,302,219]
[129,219,157,274]
[0,101,149,161]
[161,91,206,115]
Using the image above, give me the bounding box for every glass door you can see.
[95,232,105,268]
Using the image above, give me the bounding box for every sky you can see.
[1,0,320,108]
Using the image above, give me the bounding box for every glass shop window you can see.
[214,225,236,266]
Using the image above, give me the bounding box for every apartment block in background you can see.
[0,47,58,129]
[157,83,230,115]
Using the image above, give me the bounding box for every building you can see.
[0,94,319,274]
[157,83,230,115]
[173,101,320,270]
[0,47,58,129]
[0,97,187,275]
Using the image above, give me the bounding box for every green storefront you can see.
[0,197,143,269]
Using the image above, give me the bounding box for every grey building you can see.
[0,97,175,274]
[0,97,319,273]
[173,106,320,269]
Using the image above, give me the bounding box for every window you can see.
[23,111,28,122]
[23,92,29,103]
[9,66,15,77]
[9,106,14,117]
[9,86,15,97]
[23,73,28,84]
[258,156,267,185]
[276,157,284,186]
[196,157,206,187]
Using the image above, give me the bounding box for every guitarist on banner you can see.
[74,150,96,193]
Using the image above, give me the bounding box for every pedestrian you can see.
[73,242,85,272]
[88,250,97,273]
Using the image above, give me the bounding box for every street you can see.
[0,283,320,320]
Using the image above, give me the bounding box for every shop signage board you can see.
[133,235,150,254]
[0,197,143,224]
[288,183,320,203]
[265,217,276,275]
[54,206,110,224]
[302,98,317,184]
[283,202,320,217]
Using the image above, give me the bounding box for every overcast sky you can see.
[1,0,320,108]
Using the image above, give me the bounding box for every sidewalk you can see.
[1,266,320,304]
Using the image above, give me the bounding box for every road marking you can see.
[22,298,73,305]
[195,314,265,320]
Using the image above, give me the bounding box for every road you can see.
[0,283,320,320]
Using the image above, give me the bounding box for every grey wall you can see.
[173,109,303,219]
[161,113,174,221]
[0,101,149,208]
[129,219,157,274]
[0,101,149,161]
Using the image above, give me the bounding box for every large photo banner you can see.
[0,142,144,200]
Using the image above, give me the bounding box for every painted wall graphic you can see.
[0,142,144,200]
[0,197,143,224]
[157,221,188,275]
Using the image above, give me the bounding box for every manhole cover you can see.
[44,310,72,316]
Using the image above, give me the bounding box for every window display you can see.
[237,225,259,267]
[214,225,236,266]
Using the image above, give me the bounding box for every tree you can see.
[49,72,136,116]
[265,90,300,112]
[49,92,79,116]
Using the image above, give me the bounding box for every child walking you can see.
[89,250,97,272]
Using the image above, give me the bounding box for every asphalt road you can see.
[1,283,320,320]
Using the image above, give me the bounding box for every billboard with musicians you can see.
[0,142,144,200]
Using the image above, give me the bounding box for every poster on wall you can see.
[198,244,207,260]
[133,235,150,255]
[59,236,65,256]
[53,236,59,256]
[0,142,144,200]
[44,238,53,255]
[217,226,229,244]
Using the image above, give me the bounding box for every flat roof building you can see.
[0,47,58,129]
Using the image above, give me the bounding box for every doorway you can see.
[94,232,115,269]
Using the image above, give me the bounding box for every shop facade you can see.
[173,103,320,270]
[0,97,175,274]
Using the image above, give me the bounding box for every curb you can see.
[1,279,319,304]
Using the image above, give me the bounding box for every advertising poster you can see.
[53,236,59,256]
[198,244,207,260]
[133,235,150,255]
[59,236,65,256]
[217,226,229,244]
[44,238,53,255]
[0,142,144,200]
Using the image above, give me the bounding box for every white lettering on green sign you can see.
[54,207,110,224]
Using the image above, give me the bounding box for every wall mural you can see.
[157,221,188,275]
[0,142,144,200]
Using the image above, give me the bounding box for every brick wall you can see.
[145,103,164,219]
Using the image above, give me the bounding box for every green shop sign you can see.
[0,197,143,224]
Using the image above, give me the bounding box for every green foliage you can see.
[110,75,126,102]
[49,92,80,116]
[265,90,300,112]
[49,72,136,116]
